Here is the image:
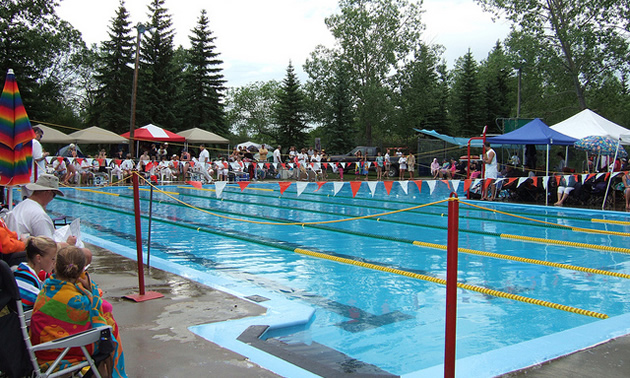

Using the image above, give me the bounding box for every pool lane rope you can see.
[461,200,630,238]
[294,248,608,320]
[59,191,610,319]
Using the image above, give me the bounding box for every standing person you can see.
[384,149,391,178]
[482,141,498,200]
[407,152,416,179]
[623,170,630,211]
[398,153,407,180]
[259,144,269,162]
[14,236,57,310]
[31,127,49,181]
[375,151,384,181]
[272,145,282,177]
[197,144,212,184]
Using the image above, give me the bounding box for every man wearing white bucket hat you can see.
[6,174,76,246]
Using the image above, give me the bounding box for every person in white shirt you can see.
[31,127,48,181]
[6,174,76,246]
[196,145,213,183]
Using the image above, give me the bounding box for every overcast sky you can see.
[56,0,511,87]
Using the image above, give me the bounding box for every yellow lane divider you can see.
[462,200,630,238]
[72,188,120,197]
[412,241,630,280]
[177,186,215,192]
[128,187,179,195]
[294,248,608,319]
[592,219,630,226]
[501,234,630,255]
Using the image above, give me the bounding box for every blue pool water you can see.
[44,182,630,376]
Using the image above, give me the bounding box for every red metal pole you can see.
[131,171,146,295]
[444,193,459,378]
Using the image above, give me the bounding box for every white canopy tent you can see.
[550,109,630,140]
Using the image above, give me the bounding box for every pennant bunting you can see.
[323,163,328,170]
[399,180,409,194]
[517,177,528,188]
[333,182,344,196]
[507,177,517,186]
[383,180,394,195]
[296,182,308,196]
[413,180,422,194]
[483,178,493,190]
[531,176,538,187]
[315,181,326,191]
[214,181,227,197]
[279,181,292,195]
[367,181,377,197]
[350,181,362,198]
[441,180,451,190]
[427,180,437,195]
[555,175,562,186]
[463,179,472,193]
[186,180,202,189]
[451,179,460,193]
[542,176,549,190]
[237,181,250,192]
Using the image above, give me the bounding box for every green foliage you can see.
[450,50,485,136]
[478,41,513,133]
[181,9,227,135]
[275,62,307,149]
[225,80,280,143]
[137,0,180,130]
[91,1,134,134]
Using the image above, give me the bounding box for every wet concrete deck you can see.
[88,243,630,377]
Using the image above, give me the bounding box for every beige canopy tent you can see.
[176,128,229,144]
[32,124,69,143]
[68,126,128,144]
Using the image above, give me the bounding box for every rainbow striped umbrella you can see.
[0,69,35,186]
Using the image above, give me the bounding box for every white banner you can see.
[333,182,344,196]
[296,182,308,197]
[367,181,377,197]
[215,181,227,198]
[427,180,436,195]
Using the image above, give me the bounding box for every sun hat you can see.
[25,174,64,196]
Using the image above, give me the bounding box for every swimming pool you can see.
[44,181,630,376]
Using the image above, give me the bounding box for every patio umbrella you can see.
[574,135,628,158]
[0,69,35,192]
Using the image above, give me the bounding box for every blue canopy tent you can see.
[414,129,485,147]
[486,118,577,205]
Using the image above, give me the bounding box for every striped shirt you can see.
[14,262,42,311]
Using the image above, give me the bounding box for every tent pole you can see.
[546,144,550,206]
[602,138,621,210]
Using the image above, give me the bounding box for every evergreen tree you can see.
[182,9,227,134]
[479,41,513,134]
[92,1,134,134]
[450,50,485,136]
[322,61,355,154]
[137,0,180,129]
[275,62,307,149]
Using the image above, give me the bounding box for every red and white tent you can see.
[121,123,185,142]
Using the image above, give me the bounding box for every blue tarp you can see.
[486,118,577,146]
[414,129,484,147]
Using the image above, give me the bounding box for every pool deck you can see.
[88,242,630,377]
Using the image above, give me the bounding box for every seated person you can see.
[6,174,77,246]
[30,246,126,377]
[51,157,67,181]
[0,216,27,266]
[554,174,577,206]
[430,158,440,179]
[438,159,451,179]
[120,154,135,183]
[156,155,174,180]
[14,236,57,310]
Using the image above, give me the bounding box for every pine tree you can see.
[92,1,134,134]
[479,41,513,134]
[450,50,485,136]
[182,9,227,134]
[137,0,180,129]
[275,62,307,149]
[323,61,355,154]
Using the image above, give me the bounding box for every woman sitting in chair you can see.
[30,246,126,377]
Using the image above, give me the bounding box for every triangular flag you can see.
[531,176,538,187]
[238,181,250,191]
[97,158,104,166]
[186,181,202,189]
[463,179,472,192]
[507,177,518,186]
[76,158,84,164]
[596,172,605,180]
[296,182,308,196]
[587,173,596,181]
[441,180,451,190]
[555,175,562,186]
[581,173,588,183]
[451,179,460,192]
[483,178,493,190]
[605,172,611,181]
[333,182,344,196]
[253,162,257,169]
[150,175,157,183]
[266,163,270,169]
[399,180,409,194]
[279,181,292,195]
[427,180,437,194]
[350,181,362,197]
[517,177,528,187]
[367,181,377,197]
[281,163,286,169]
[323,163,328,170]
[340,162,346,169]
[413,180,422,193]
[57,156,64,163]
[563,174,572,184]
[315,181,326,191]
[366,162,372,169]
[542,176,549,190]
[114,159,122,166]
[215,181,227,197]
[383,180,393,195]
[611,171,622,178]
